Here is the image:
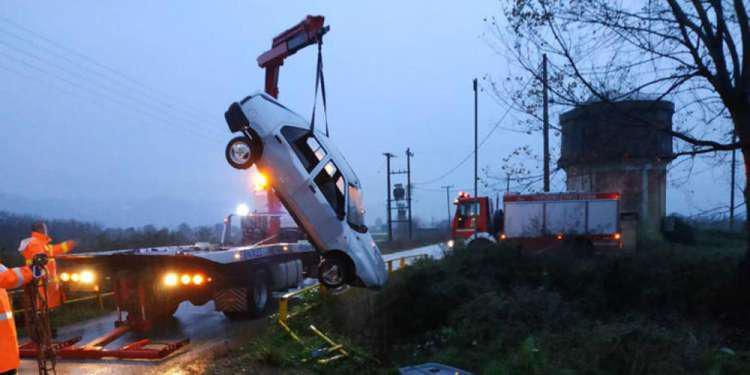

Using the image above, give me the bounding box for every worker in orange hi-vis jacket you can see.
[18,222,76,309]
[0,258,35,375]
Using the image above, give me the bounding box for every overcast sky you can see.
[0,1,740,228]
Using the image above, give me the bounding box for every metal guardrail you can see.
[10,286,113,316]
[385,253,430,273]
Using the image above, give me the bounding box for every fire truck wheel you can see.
[318,255,350,289]
[467,237,494,250]
[225,135,262,170]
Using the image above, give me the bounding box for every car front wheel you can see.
[225,136,261,169]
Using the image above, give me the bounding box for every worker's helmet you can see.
[31,222,48,236]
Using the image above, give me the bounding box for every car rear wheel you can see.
[318,256,350,289]
[225,136,261,169]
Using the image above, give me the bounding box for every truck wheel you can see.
[318,256,349,289]
[225,135,261,170]
[223,270,273,320]
[249,269,273,317]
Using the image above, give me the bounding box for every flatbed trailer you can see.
[20,241,319,360]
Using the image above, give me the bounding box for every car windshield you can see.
[347,184,367,232]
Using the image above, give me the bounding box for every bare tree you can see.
[493,0,750,279]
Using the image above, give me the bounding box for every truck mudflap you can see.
[214,288,248,312]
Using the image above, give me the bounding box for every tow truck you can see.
[20,15,362,361]
[451,191,623,250]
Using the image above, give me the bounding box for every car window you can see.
[281,126,327,172]
[314,161,345,218]
[347,184,367,232]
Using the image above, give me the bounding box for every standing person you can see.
[18,222,76,309]
[0,259,34,375]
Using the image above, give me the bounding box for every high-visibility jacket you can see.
[18,231,73,309]
[0,264,32,373]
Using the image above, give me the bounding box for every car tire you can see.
[318,256,350,289]
[225,135,262,170]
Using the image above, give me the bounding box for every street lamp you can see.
[236,203,250,217]
[222,203,250,245]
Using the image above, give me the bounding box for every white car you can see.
[223,92,388,289]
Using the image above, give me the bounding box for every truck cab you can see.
[450,192,503,247]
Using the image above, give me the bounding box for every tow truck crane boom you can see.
[258,15,329,99]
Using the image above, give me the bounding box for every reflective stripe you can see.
[0,311,12,322]
[13,268,24,288]
[18,237,31,253]
[0,264,6,272]
[61,242,69,252]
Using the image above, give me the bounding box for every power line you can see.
[0,16,219,123]
[0,32,226,140]
[416,78,533,186]
[0,59,224,145]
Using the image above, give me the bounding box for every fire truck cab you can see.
[450,192,503,248]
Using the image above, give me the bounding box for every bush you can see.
[329,240,750,373]
[663,215,697,245]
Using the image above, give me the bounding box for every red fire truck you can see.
[451,191,623,249]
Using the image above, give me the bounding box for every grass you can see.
[210,228,750,374]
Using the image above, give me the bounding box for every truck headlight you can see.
[163,273,178,287]
[60,272,70,282]
[192,274,205,285]
[79,270,96,284]
[447,240,454,248]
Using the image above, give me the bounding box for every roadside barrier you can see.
[385,253,430,273]
[10,285,113,316]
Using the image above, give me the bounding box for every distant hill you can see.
[0,211,222,267]
[0,192,243,228]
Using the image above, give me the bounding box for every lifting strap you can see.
[310,40,329,137]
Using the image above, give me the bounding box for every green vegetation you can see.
[212,228,750,374]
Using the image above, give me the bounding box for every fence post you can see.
[96,285,103,311]
[278,297,288,325]
[387,260,393,273]
[399,258,406,269]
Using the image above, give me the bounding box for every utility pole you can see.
[383,152,395,241]
[542,54,550,192]
[506,174,511,193]
[730,130,737,230]
[441,185,454,228]
[473,78,479,197]
[406,148,414,240]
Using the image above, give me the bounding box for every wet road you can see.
[19,243,446,374]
